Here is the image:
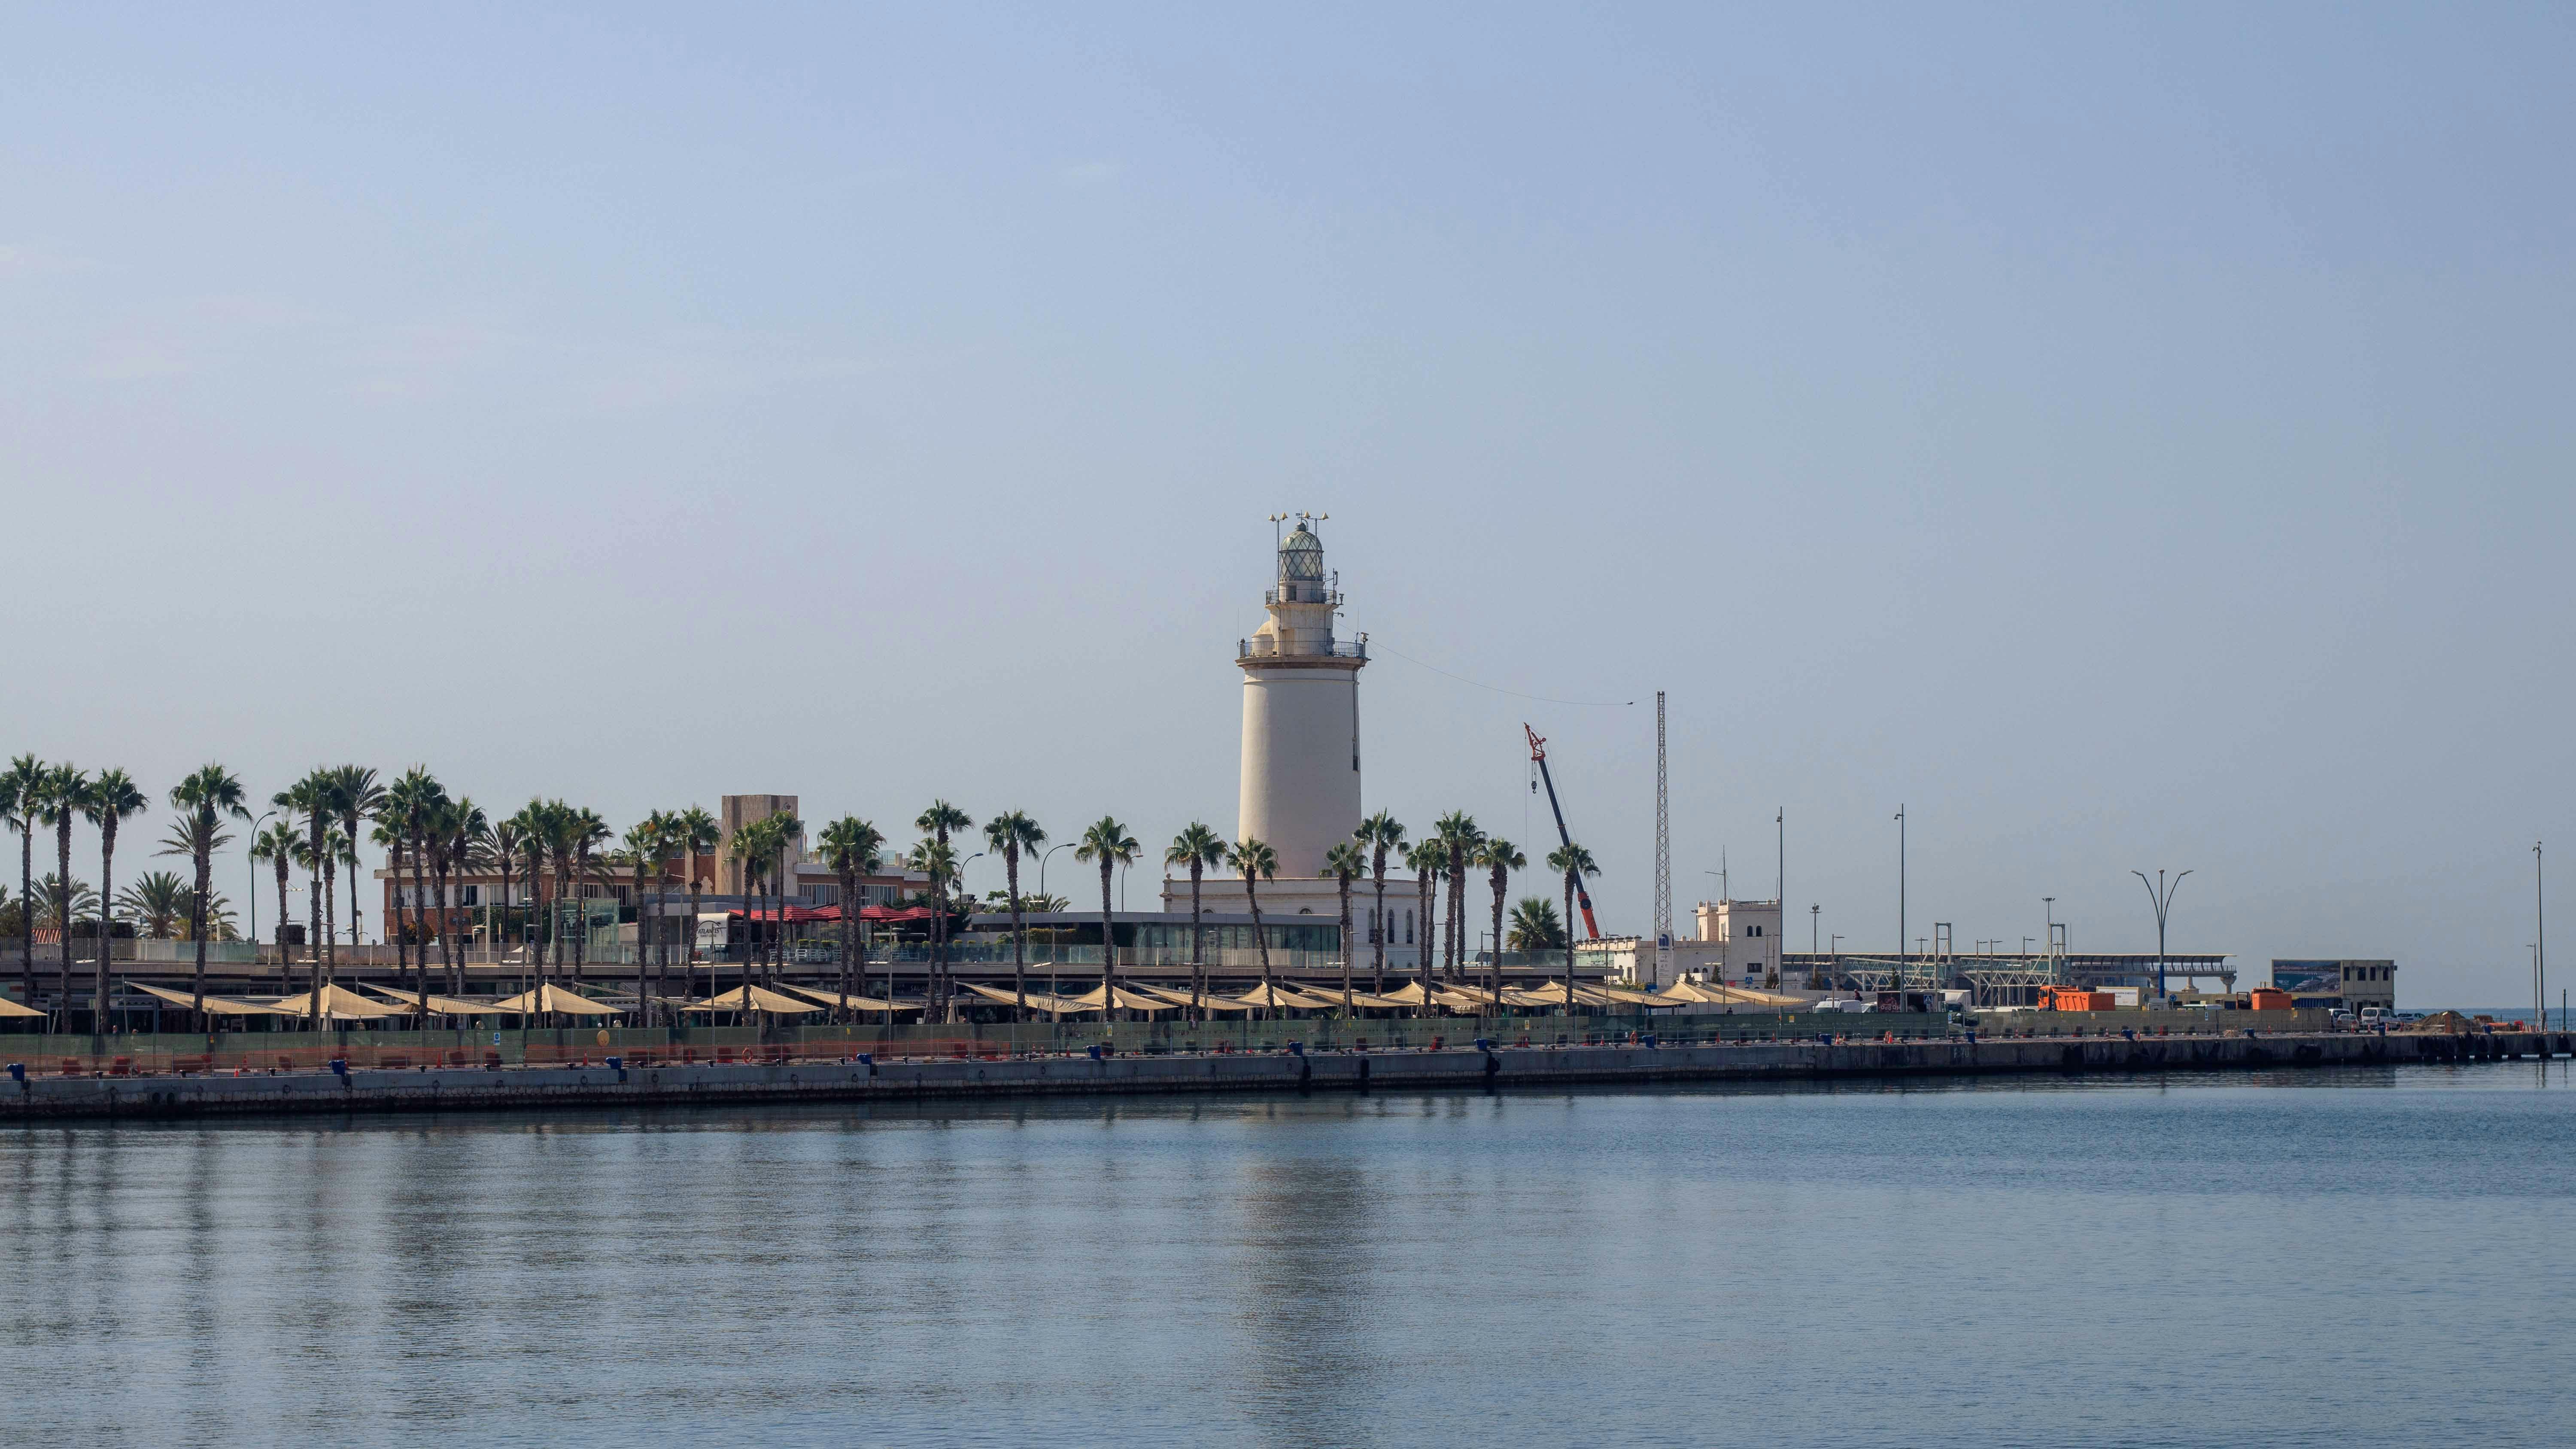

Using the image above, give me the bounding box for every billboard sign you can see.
[2271,960,2343,996]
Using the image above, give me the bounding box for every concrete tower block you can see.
[1235,515,1366,878]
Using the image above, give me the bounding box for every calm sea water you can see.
[3,1062,2573,1448]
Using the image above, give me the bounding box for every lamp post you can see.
[1810,903,1819,954]
[1037,841,1073,993]
[245,809,276,957]
[2536,842,2546,1036]
[1894,806,1906,992]
[2132,869,2192,1002]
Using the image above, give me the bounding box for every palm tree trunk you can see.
[347,843,363,955]
[1098,861,1116,1027]
[687,879,702,1001]
[1338,875,1353,1014]
[321,852,338,997]
[389,842,405,976]
[1489,875,1507,1014]
[190,832,212,1031]
[1007,850,1025,1016]
[1247,881,1271,1014]
[1415,872,1434,1018]
[1370,864,1388,997]
[1188,865,1204,1024]
[409,839,432,1019]
[95,824,118,1039]
[1564,872,1578,1013]
[18,829,33,1008]
[55,815,74,1025]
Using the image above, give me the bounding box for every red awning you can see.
[802,903,937,923]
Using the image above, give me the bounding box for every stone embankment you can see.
[0,1029,2560,1122]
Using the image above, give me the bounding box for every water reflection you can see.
[0,1069,2572,1447]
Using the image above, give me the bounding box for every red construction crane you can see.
[1525,724,1602,940]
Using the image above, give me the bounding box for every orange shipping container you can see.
[2045,988,2117,1012]
[2248,988,2293,1011]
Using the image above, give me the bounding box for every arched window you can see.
[1404,909,1414,944]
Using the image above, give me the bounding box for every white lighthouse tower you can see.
[1235,513,1366,879]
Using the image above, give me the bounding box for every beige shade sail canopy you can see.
[0,992,48,1019]
[361,985,510,1016]
[1657,979,1806,1008]
[486,983,625,1016]
[674,985,820,1015]
[129,981,283,1016]
[957,982,1099,1015]
[1054,983,1185,1014]
[260,984,410,1019]
[776,982,917,1014]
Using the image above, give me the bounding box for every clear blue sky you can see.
[6,4,2570,1003]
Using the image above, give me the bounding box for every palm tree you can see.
[914,802,972,1021]
[3,755,43,1003]
[329,765,385,953]
[249,821,299,997]
[1225,837,1279,1009]
[902,836,955,1022]
[1507,897,1565,955]
[624,813,670,1022]
[118,870,191,939]
[1433,812,1482,985]
[567,807,612,984]
[489,812,529,987]
[1075,817,1139,1023]
[80,769,147,1030]
[1545,843,1600,1013]
[424,795,470,1010]
[983,810,1046,1016]
[1323,840,1367,1014]
[673,806,720,998]
[36,765,91,1017]
[819,817,885,1021]
[273,772,331,1021]
[383,768,443,1004]
[1164,823,1226,1021]
[732,818,776,1009]
[1357,811,1405,996]
[373,818,409,975]
[32,876,100,931]
[161,765,247,1028]
[1477,837,1524,1014]
[1401,839,1444,1015]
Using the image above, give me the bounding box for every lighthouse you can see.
[1235,513,1367,878]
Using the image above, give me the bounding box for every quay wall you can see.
[0,1030,2564,1122]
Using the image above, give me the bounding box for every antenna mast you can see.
[1654,691,1671,986]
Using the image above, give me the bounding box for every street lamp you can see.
[1894,805,1906,988]
[2536,842,2546,1036]
[2132,869,2192,1002]
[245,809,276,953]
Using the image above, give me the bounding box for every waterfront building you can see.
[2271,959,2398,1012]
[1694,897,1785,987]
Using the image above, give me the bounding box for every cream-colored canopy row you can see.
[775,982,918,1014]
[128,981,285,1016]
[484,983,623,1016]
[671,985,822,1015]
[260,984,413,1020]
[0,992,46,1019]
[957,982,1102,1016]
[359,985,512,1016]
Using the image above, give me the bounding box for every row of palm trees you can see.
[3,748,1611,1032]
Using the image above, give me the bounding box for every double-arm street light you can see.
[2133,868,2192,1001]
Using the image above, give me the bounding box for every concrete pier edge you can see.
[1,1031,2564,1122]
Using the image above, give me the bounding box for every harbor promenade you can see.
[0,1027,2556,1122]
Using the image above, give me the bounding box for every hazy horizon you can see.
[5,5,2570,1004]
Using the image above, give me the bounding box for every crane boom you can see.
[1525,724,1602,939]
